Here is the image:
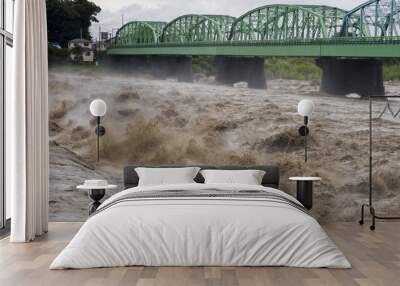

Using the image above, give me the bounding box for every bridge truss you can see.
[342,0,400,37]
[108,1,400,58]
[114,21,167,46]
[160,14,236,43]
[229,5,347,41]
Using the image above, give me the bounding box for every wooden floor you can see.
[0,222,399,286]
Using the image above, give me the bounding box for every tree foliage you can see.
[48,44,69,65]
[47,0,101,47]
[70,45,84,56]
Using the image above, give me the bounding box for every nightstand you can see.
[289,177,321,210]
[77,184,117,215]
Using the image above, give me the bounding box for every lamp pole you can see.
[304,116,308,162]
[94,117,106,162]
[97,117,100,162]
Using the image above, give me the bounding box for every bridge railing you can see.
[109,36,400,49]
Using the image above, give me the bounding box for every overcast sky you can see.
[89,0,366,40]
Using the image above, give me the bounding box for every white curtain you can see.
[8,0,49,242]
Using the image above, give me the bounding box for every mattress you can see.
[50,183,351,269]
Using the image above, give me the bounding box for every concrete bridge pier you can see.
[174,56,193,82]
[150,56,193,82]
[215,56,267,89]
[105,55,128,72]
[318,58,384,96]
[129,56,149,71]
[106,55,149,73]
[150,56,169,79]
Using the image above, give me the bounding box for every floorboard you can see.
[0,222,399,286]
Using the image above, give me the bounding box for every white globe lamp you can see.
[297,99,314,117]
[90,99,107,117]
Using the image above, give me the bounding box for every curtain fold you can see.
[9,0,49,242]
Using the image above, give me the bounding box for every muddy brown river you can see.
[48,69,400,222]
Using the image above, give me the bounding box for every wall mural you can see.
[47,0,400,222]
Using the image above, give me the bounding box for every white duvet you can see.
[50,183,351,269]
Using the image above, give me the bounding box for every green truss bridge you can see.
[106,0,400,94]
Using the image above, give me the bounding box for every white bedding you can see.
[50,183,351,269]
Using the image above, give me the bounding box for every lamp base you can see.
[95,125,106,136]
[298,126,309,136]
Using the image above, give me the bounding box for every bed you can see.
[50,165,350,269]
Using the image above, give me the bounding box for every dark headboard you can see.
[123,165,279,189]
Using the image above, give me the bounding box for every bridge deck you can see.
[108,39,400,58]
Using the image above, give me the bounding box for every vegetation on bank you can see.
[264,58,321,81]
[264,58,400,82]
[191,56,322,80]
[384,65,400,81]
[192,56,400,82]
[49,54,400,82]
[192,56,215,76]
[48,45,70,65]
[383,59,400,81]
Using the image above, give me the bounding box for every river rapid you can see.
[48,69,400,222]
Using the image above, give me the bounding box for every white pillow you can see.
[135,167,200,186]
[200,169,266,185]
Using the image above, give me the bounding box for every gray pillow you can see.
[200,169,266,185]
[135,167,200,186]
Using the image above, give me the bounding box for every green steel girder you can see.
[115,21,167,46]
[342,0,400,37]
[229,5,347,41]
[160,14,236,43]
[107,37,400,58]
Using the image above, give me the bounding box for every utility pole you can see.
[112,28,118,38]
[122,14,124,26]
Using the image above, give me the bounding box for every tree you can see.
[47,0,101,47]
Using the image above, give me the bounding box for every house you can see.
[68,38,93,49]
[68,38,95,62]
